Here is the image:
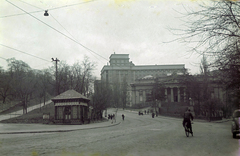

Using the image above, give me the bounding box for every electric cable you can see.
[6,0,108,62]
[0,43,51,62]
[4,0,134,73]
[16,0,106,64]
[1,0,98,18]
[0,56,52,70]
[51,14,105,64]
[0,56,8,61]
[18,0,42,10]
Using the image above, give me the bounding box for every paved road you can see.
[0,109,238,156]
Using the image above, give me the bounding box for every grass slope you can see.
[0,102,55,123]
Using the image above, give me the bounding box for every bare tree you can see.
[51,55,96,96]
[176,1,240,109]
[80,56,95,96]
[57,61,71,94]
[0,71,13,104]
[7,58,37,114]
[151,77,166,113]
[36,69,54,108]
[92,81,111,119]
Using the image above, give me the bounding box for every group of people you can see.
[108,113,126,123]
[108,114,115,121]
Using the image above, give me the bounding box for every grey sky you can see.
[0,0,202,79]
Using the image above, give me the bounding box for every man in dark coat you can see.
[183,108,194,135]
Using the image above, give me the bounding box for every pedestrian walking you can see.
[152,112,155,118]
[122,114,125,121]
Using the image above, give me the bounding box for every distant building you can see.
[51,89,91,124]
[101,53,186,106]
[130,74,188,114]
[99,54,226,119]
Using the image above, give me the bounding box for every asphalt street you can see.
[0,109,238,156]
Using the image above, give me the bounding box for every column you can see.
[183,88,186,102]
[171,88,174,102]
[136,91,139,104]
[165,88,167,102]
[143,90,146,104]
[132,87,136,105]
[178,87,180,103]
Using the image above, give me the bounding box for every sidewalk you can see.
[124,109,231,123]
[157,115,231,123]
[0,120,121,134]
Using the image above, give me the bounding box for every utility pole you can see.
[52,58,60,95]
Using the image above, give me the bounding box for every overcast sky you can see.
[0,0,203,79]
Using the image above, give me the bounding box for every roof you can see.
[101,64,185,71]
[51,90,90,101]
[110,54,129,59]
[142,75,154,79]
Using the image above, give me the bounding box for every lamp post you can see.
[52,58,60,95]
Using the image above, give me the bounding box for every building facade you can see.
[51,90,90,124]
[130,74,189,114]
[101,53,186,106]
[131,75,186,105]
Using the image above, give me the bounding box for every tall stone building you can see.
[101,53,186,107]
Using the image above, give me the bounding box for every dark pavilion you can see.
[51,90,90,124]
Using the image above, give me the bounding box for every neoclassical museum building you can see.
[100,53,225,118]
[101,53,188,110]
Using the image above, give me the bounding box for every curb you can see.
[0,122,121,134]
[124,109,231,123]
[125,110,231,124]
[157,115,231,123]
[212,119,231,123]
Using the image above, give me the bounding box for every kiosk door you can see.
[64,106,71,122]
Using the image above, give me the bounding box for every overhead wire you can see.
[49,14,104,62]
[0,56,8,61]
[6,0,108,62]
[16,0,106,64]
[1,0,98,18]
[0,55,52,70]
[4,0,131,73]
[0,43,51,62]
[17,0,42,10]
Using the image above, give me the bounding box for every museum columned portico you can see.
[131,86,186,105]
[130,75,188,113]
